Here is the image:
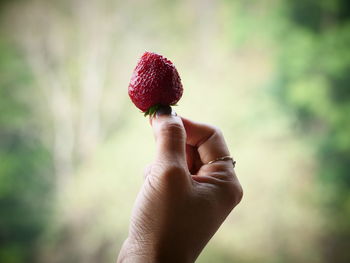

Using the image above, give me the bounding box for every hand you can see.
[117,107,243,263]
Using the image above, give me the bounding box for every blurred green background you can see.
[1,0,349,262]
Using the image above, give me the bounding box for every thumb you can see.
[151,106,187,167]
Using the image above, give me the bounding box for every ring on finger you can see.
[207,156,236,167]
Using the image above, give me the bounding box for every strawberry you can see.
[128,52,183,116]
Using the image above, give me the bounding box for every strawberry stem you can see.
[144,104,161,117]
[144,104,178,117]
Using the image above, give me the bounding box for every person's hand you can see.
[117,106,243,263]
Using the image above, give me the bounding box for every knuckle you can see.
[146,163,188,192]
[225,169,235,178]
[223,181,243,207]
[210,125,223,137]
[160,163,188,186]
[162,163,186,178]
[236,183,244,203]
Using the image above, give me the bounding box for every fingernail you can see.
[156,105,172,116]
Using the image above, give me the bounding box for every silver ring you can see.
[207,156,236,167]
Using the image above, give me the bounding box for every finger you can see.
[186,144,202,174]
[186,144,194,172]
[151,106,187,166]
[181,117,230,165]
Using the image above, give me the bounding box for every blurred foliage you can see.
[0,38,53,262]
[276,0,350,262]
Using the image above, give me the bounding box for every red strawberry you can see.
[128,52,183,116]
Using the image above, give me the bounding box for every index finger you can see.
[181,117,231,165]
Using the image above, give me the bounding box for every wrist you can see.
[117,236,193,263]
[117,237,154,263]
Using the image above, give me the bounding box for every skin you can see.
[117,110,243,263]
